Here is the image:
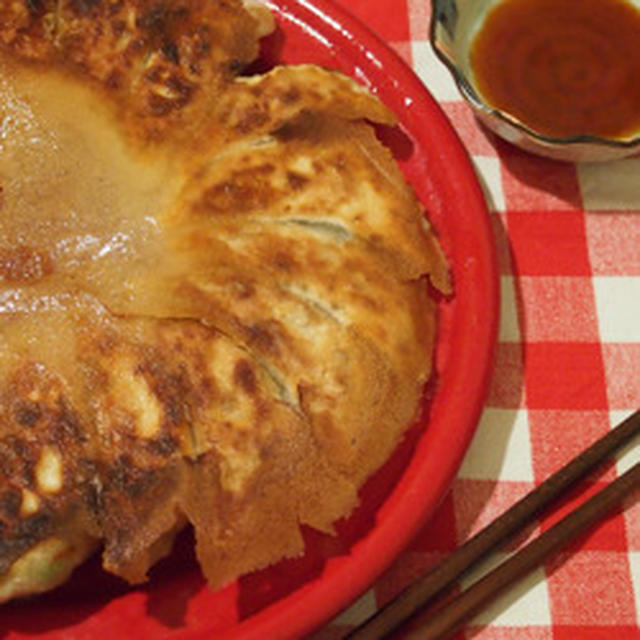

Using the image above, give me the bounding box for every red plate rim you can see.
[222,1,500,638]
[2,2,499,639]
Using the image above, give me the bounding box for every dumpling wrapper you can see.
[0,0,449,600]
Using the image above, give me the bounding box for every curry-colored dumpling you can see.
[0,0,449,601]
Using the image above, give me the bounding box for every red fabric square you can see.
[528,410,614,482]
[452,479,537,546]
[507,211,591,276]
[546,551,637,625]
[390,41,412,67]
[602,344,640,409]
[553,627,640,640]
[524,343,608,410]
[410,492,458,552]
[498,143,582,212]
[493,213,513,276]
[517,277,599,342]
[539,479,628,552]
[622,483,640,551]
[343,0,410,41]
[487,343,526,408]
[464,628,553,639]
[586,212,640,276]
[408,0,431,40]
[441,102,500,157]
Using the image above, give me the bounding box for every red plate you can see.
[2,2,498,639]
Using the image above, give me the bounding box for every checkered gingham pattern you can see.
[313,1,640,638]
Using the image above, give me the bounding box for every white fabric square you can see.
[410,40,462,101]
[459,408,534,482]
[593,276,640,343]
[628,552,640,627]
[578,158,640,211]
[472,155,507,212]
[461,552,552,626]
[611,410,640,475]
[332,588,377,626]
[407,0,430,42]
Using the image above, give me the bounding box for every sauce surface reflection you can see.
[470,0,640,139]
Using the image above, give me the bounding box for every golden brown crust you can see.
[0,0,449,600]
[0,362,97,575]
[0,0,270,143]
[215,65,397,137]
[0,311,363,587]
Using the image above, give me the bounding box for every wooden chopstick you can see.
[346,408,640,640]
[404,459,640,639]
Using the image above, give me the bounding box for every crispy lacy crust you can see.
[0,314,362,588]
[0,0,450,600]
[0,0,271,143]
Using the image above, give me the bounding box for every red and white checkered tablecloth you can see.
[314,1,640,638]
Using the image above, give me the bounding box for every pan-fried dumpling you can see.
[0,0,449,601]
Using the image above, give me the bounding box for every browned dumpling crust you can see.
[0,0,449,601]
[0,0,273,142]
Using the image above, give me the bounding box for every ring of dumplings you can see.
[0,0,449,601]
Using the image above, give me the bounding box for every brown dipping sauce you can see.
[470,0,640,139]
